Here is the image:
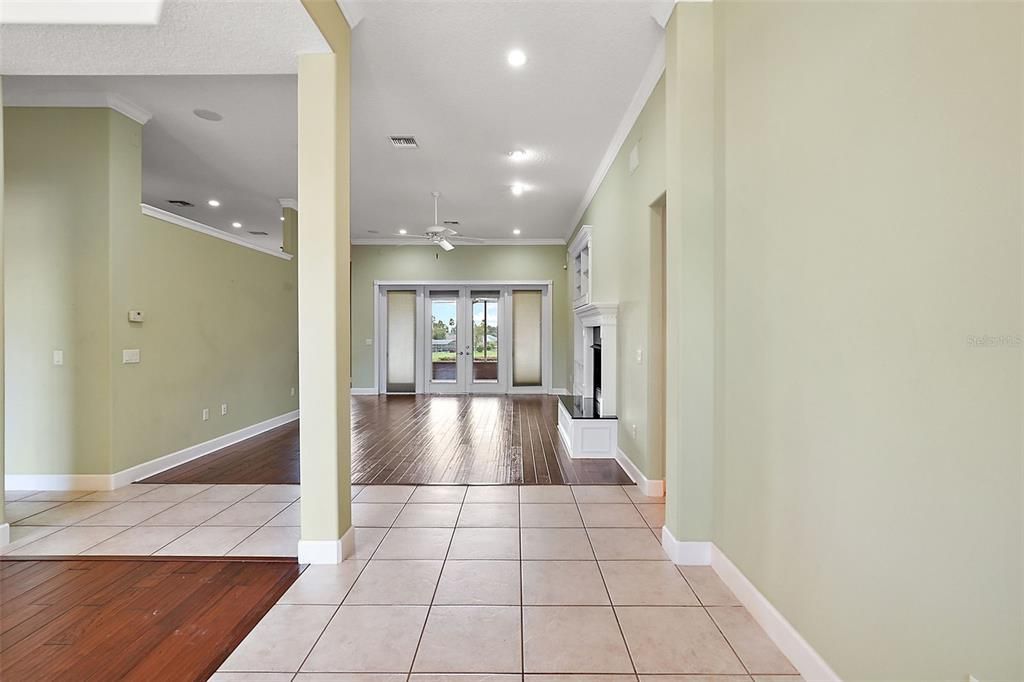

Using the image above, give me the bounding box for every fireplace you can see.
[591,327,602,411]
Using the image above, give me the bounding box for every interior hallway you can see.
[142,395,632,486]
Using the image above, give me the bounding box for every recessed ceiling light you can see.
[511,183,528,196]
[280,216,285,221]
[398,228,408,235]
[508,149,530,162]
[232,222,242,228]
[193,109,223,122]
[208,199,220,207]
[507,49,527,68]
[513,228,521,235]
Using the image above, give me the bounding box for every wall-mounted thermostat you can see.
[128,310,144,323]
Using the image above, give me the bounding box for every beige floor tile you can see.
[229,526,300,557]
[570,486,630,504]
[204,502,290,526]
[599,561,699,606]
[141,500,234,526]
[708,606,798,675]
[587,529,667,560]
[374,527,453,559]
[457,503,519,528]
[434,560,521,605]
[14,501,117,526]
[352,527,387,560]
[447,528,520,560]
[132,484,213,502]
[520,504,582,528]
[155,526,256,556]
[519,486,574,504]
[521,529,594,560]
[302,605,428,672]
[414,676,521,682]
[615,606,744,674]
[353,503,404,527]
[413,606,522,673]
[635,505,665,530]
[678,566,741,606]
[522,561,609,606]
[522,606,633,673]
[188,484,265,503]
[0,526,62,555]
[21,490,92,502]
[750,676,805,682]
[266,501,300,526]
[222,604,336,672]
[354,485,416,503]
[280,561,366,604]
[464,486,519,503]
[345,560,442,605]
[637,677,748,682]
[621,486,664,504]
[76,501,175,526]
[210,673,296,681]
[296,675,407,682]
[78,484,164,502]
[81,526,191,555]
[394,503,461,528]
[13,526,129,555]
[530,677,636,682]
[578,504,647,528]
[4,501,64,523]
[3,491,37,502]
[243,484,301,503]
[409,486,468,504]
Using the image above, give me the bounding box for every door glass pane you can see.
[472,291,500,383]
[512,290,542,387]
[386,290,416,392]
[430,291,459,383]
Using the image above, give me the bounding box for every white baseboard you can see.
[351,387,378,396]
[5,410,300,492]
[661,525,712,565]
[710,545,841,682]
[615,447,665,497]
[0,523,9,547]
[298,526,355,564]
[548,387,570,396]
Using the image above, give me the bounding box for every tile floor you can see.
[209,484,802,681]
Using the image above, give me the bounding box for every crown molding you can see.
[141,204,292,261]
[336,0,363,28]
[279,198,299,210]
[351,238,566,247]
[0,0,164,25]
[3,90,152,125]
[566,39,665,238]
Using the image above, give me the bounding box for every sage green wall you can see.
[4,106,299,476]
[350,244,570,391]
[4,108,114,475]
[707,3,1022,679]
[572,78,666,480]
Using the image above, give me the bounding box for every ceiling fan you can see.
[396,192,484,251]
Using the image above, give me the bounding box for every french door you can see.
[426,287,506,394]
[378,282,549,395]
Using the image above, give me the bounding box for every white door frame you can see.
[373,280,553,395]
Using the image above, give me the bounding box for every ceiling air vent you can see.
[248,231,269,236]
[443,220,460,226]
[388,135,419,149]
[168,199,194,207]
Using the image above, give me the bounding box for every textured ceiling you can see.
[0,0,328,74]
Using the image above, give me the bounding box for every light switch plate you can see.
[365,338,373,346]
[53,350,64,366]
[122,349,141,364]
[221,403,228,416]
[128,310,144,323]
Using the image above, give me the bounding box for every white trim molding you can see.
[0,1,165,25]
[0,523,9,548]
[615,448,665,497]
[351,387,378,396]
[710,546,842,682]
[278,198,298,210]
[141,204,293,261]
[2,90,153,125]
[298,526,356,564]
[5,411,299,492]
[352,238,565,247]
[661,526,712,565]
[566,40,666,236]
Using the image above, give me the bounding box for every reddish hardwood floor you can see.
[143,395,630,486]
[0,558,299,681]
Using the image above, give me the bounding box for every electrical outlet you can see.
[631,423,638,439]
[202,408,209,422]
[221,403,228,416]
[52,350,64,366]
[636,348,643,365]
[365,338,373,346]
[290,387,296,397]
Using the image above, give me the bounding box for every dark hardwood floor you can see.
[143,394,631,486]
[0,557,299,681]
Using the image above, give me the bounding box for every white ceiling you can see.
[1,1,668,247]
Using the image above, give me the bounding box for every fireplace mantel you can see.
[572,302,618,418]
[575,302,618,327]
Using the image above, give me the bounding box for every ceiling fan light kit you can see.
[395,191,485,252]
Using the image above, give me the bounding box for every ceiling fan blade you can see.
[438,238,455,252]
[450,235,486,243]
[394,233,430,239]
